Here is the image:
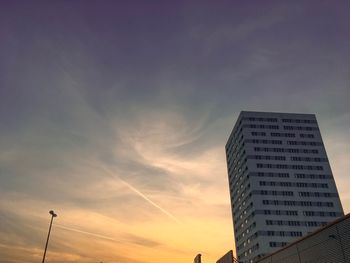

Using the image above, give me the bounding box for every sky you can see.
[0,1,350,263]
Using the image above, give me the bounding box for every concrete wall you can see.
[255,214,350,263]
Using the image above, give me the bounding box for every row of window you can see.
[287,141,323,146]
[236,222,256,240]
[227,117,317,152]
[230,163,247,179]
[255,210,340,217]
[244,124,319,131]
[227,135,245,160]
[252,190,294,196]
[230,148,246,166]
[260,230,303,237]
[238,243,260,260]
[235,209,341,236]
[271,132,295,137]
[259,181,328,188]
[235,210,341,244]
[230,166,248,190]
[291,156,327,162]
[303,211,342,217]
[254,190,336,198]
[242,117,316,124]
[228,148,246,166]
[228,151,247,172]
[300,133,315,138]
[229,121,244,146]
[248,155,327,162]
[257,163,324,170]
[228,129,241,145]
[232,182,250,204]
[295,173,332,179]
[265,220,327,227]
[246,139,282,144]
[251,132,267,136]
[226,131,244,159]
[262,200,334,207]
[254,147,319,154]
[242,117,278,122]
[234,212,252,228]
[235,209,340,236]
[284,126,318,131]
[299,192,338,197]
[231,176,248,197]
[243,124,279,130]
[248,155,286,160]
[235,213,255,233]
[252,132,316,138]
[237,232,258,251]
[226,135,244,160]
[246,139,323,146]
[269,241,287,248]
[231,169,249,192]
[250,172,290,178]
[255,209,298,216]
[282,118,316,124]
[234,202,254,224]
[250,172,332,179]
[234,192,252,215]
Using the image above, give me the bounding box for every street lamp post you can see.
[42,210,57,263]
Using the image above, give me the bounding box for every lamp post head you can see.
[49,210,57,217]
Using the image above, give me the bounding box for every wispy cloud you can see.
[0,1,349,262]
[97,163,181,223]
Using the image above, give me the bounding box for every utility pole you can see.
[42,210,57,263]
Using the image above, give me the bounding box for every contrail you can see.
[55,224,121,242]
[97,164,180,223]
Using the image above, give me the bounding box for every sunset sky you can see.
[0,1,350,263]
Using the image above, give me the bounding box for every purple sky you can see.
[1,1,350,263]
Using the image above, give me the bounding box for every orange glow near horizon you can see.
[1,1,350,262]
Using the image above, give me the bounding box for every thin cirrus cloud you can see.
[0,1,350,263]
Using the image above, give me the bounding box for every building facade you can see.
[225,111,344,263]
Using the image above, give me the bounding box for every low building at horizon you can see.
[225,111,344,262]
[255,213,350,262]
[216,250,238,263]
[194,254,202,263]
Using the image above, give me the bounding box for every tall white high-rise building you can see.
[225,111,344,263]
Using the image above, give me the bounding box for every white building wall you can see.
[225,111,344,263]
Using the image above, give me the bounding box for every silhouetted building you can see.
[194,254,202,263]
[216,250,237,263]
[225,111,344,263]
